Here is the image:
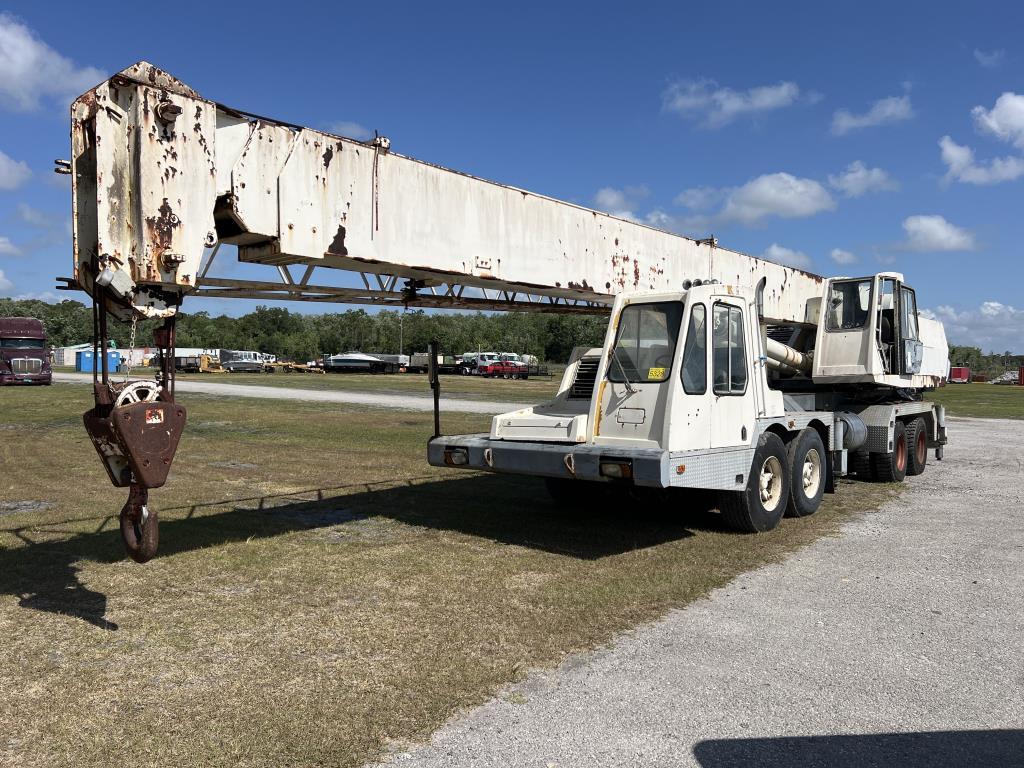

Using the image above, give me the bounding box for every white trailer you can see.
[64,63,949,560]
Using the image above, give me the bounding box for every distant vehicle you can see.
[0,317,52,385]
[479,359,529,379]
[409,352,462,374]
[324,352,399,373]
[219,349,266,372]
[949,365,971,383]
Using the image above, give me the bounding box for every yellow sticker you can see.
[647,367,666,380]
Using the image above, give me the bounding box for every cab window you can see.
[712,303,747,395]
[826,279,873,331]
[607,301,682,384]
[680,304,707,394]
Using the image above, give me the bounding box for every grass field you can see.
[926,382,1024,419]
[1,384,900,767]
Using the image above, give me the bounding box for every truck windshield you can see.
[607,301,682,384]
[826,279,872,331]
[0,338,46,348]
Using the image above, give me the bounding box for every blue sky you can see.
[1,1,1022,351]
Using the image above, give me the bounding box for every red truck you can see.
[479,359,529,379]
[0,317,52,385]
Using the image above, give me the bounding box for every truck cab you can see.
[0,317,52,386]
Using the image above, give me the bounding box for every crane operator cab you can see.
[813,272,935,387]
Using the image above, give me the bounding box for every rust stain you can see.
[328,225,348,255]
[145,198,180,254]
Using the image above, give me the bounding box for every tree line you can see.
[0,297,608,363]
[8,298,1018,375]
[947,345,1024,380]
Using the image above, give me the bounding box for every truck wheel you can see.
[848,450,876,481]
[784,428,825,518]
[719,432,790,532]
[871,420,907,482]
[906,417,928,476]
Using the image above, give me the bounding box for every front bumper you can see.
[0,372,51,385]
[427,434,670,487]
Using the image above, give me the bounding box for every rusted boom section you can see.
[71,61,823,323]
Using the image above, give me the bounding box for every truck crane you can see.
[63,62,949,560]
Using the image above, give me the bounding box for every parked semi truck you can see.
[0,317,52,386]
[62,62,949,558]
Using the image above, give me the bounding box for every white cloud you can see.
[0,235,21,256]
[674,186,727,210]
[925,301,1024,353]
[972,92,1024,149]
[11,290,60,302]
[719,173,835,225]
[0,13,104,111]
[831,94,914,135]
[0,149,31,190]
[939,135,1024,185]
[761,243,812,269]
[593,185,649,221]
[662,78,802,127]
[901,214,976,252]
[0,268,12,291]
[324,120,372,141]
[830,248,858,265]
[973,49,1005,69]
[15,202,50,227]
[827,160,898,197]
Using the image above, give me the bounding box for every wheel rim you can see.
[802,448,822,497]
[915,430,927,464]
[895,433,907,472]
[759,456,784,512]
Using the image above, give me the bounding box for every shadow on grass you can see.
[692,729,1024,767]
[0,474,719,628]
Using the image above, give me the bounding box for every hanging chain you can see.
[123,313,138,385]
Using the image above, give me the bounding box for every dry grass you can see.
[1,384,899,767]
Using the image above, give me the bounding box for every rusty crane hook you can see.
[119,483,159,563]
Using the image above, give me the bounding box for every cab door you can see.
[709,298,756,449]
[594,299,683,448]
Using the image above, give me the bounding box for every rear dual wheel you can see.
[905,417,928,476]
[784,428,826,518]
[872,420,908,482]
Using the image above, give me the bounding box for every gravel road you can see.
[52,372,527,414]
[379,417,1024,767]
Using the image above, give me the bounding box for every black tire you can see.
[719,432,790,533]
[906,417,928,476]
[784,428,826,518]
[872,419,907,482]
[848,449,876,481]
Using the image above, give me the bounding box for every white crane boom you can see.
[68,62,822,323]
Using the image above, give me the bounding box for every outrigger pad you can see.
[109,401,187,489]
